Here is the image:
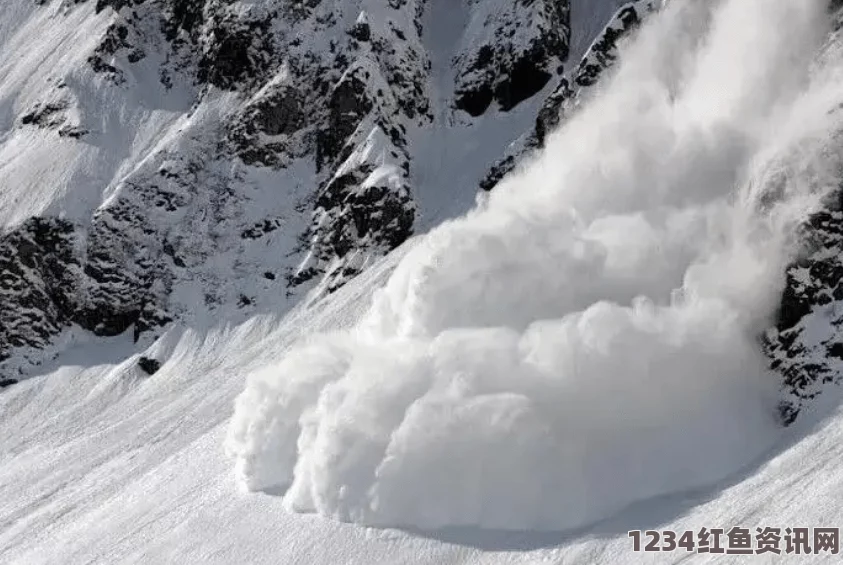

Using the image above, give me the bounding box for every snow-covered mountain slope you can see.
[7,0,843,563]
[0,0,638,378]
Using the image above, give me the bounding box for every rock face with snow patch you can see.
[452,0,571,117]
[0,218,79,369]
[481,0,656,190]
[765,190,843,424]
[753,5,843,425]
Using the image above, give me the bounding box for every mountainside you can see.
[3,0,839,429]
[8,0,843,563]
[0,0,644,378]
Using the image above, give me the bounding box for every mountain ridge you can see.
[0,0,635,377]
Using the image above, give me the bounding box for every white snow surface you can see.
[228,0,843,532]
[6,0,843,563]
[0,0,195,227]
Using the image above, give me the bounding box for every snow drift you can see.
[227,0,843,531]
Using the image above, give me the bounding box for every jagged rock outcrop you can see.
[0,218,80,370]
[453,0,571,117]
[753,2,843,425]
[0,211,172,373]
[765,190,843,424]
[292,126,416,292]
[481,0,656,190]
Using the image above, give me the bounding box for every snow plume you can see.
[227,0,843,531]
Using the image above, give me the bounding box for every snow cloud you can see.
[227,0,843,531]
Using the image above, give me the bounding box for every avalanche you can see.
[8,0,843,563]
[228,0,843,531]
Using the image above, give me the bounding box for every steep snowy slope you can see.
[3,0,623,378]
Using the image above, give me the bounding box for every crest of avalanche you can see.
[227,0,843,531]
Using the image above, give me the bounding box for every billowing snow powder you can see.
[227,0,843,531]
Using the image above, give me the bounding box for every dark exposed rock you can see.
[253,92,306,137]
[241,219,283,240]
[88,54,124,81]
[0,379,18,388]
[453,0,570,117]
[85,0,271,90]
[0,218,80,368]
[87,17,145,82]
[197,16,275,90]
[764,190,843,424]
[19,95,89,138]
[7,0,598,375]
[316,166,413,257]
[289,158,415,292]
[0,208,176,374]
[349,12,371,42]
[827,342,843,360]
[480,154,517,192]
[20,102,67,128]
[58,126,89,139]
[481,0,655,190]
[316,67,375,172]
[532,78,575,145]
[229,82,312,167]
[79,203,161,337]
[162,0,206,40]
[137,356,161,375]
[493,40,562,113]
[573,4,644,89]
[94,0,146,14]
